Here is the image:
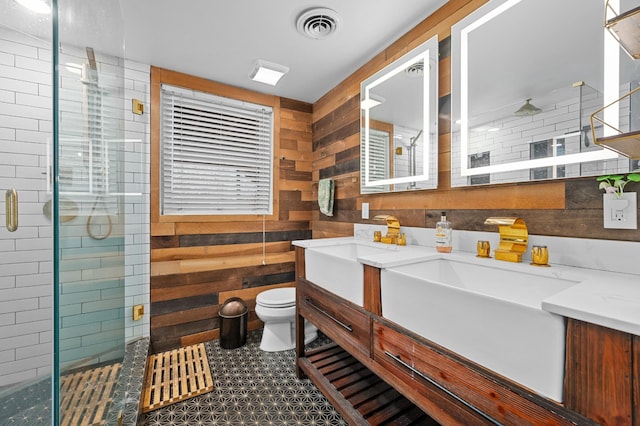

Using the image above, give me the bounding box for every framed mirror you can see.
[450,0,640,187]
[361,35,439,194]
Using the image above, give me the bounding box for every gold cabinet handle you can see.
[5,189,17,232]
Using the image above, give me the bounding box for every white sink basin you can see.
[305,242,398,306]
[381,257,581,402]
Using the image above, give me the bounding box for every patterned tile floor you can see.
[138,330,347,426]
[0,379,51,426]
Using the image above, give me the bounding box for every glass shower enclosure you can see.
[0,0,144,424]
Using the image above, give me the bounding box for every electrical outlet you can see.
[603,192,637,229]
[362,202,369,219]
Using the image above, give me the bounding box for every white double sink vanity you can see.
[293,225,640,425]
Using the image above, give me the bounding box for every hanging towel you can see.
[318,178,335,217]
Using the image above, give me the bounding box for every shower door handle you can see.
[5,189,18,232]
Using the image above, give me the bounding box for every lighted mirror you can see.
[361,35,439,194]
[450,0,640,187]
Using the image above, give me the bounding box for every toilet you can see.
[255,287,317,352]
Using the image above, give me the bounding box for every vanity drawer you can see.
[298,279,371,360]
[373,319,590,426]
[373,320,493,425]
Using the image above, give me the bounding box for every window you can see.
[530,139,565,181]
[361,128,390,194]
[160,84,274,215]
[468,151,490,185]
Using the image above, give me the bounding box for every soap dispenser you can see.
[435,211,452,253]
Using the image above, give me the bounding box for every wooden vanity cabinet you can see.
[372,320,499,425]
[372,318,593,426]
[564,318,640,425]
[297,277,372,361]
[296,277,442,425]
[295,274,592,425]
[295,247,600,425]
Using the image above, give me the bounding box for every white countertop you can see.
[294,232,640,337]
[292,236,354,249]
[542,273,640,336]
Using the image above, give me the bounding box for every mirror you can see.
[361,35,439,193]
[450,0,640,187]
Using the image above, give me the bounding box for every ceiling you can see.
[119,0,448,104]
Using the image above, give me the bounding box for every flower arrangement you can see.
[597,172,640,198]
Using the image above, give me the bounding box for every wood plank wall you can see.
[150,67,313,352]
[310,0,640,243]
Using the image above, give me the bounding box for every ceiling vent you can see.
[296,8,341,40]
[405,62,424,78]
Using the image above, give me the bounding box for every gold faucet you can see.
[484,217,528,262]
[373,215,401,244]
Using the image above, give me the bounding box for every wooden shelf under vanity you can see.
[298,343,437,425]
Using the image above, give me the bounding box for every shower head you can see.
[401,130,423,148]
[86,47,97,70]
[407,130,423,147]
[80,47,99,86]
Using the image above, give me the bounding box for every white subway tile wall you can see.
[123,59,150,342]
[451,84,631,186]
[0,27,53,386]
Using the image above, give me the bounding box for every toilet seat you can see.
[256,287,295,308]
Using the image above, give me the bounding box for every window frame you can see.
[151,66,280,224]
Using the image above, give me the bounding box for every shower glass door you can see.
[54,0,127,424]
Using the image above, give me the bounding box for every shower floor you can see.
[60,362,122,425]
[0,363,121,426]
[0,338,148,426]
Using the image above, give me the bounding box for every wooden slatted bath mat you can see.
[142,343,214,412]
[60,362,121,426]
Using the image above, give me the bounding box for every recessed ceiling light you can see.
[15,0,50,14]
[249,60,289,86]
[65,63,83,75]
[361,94,385,109]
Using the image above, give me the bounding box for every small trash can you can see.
[219,297,248,349]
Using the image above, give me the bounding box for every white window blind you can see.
[361,128,390,193]
[160,84,273,215]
